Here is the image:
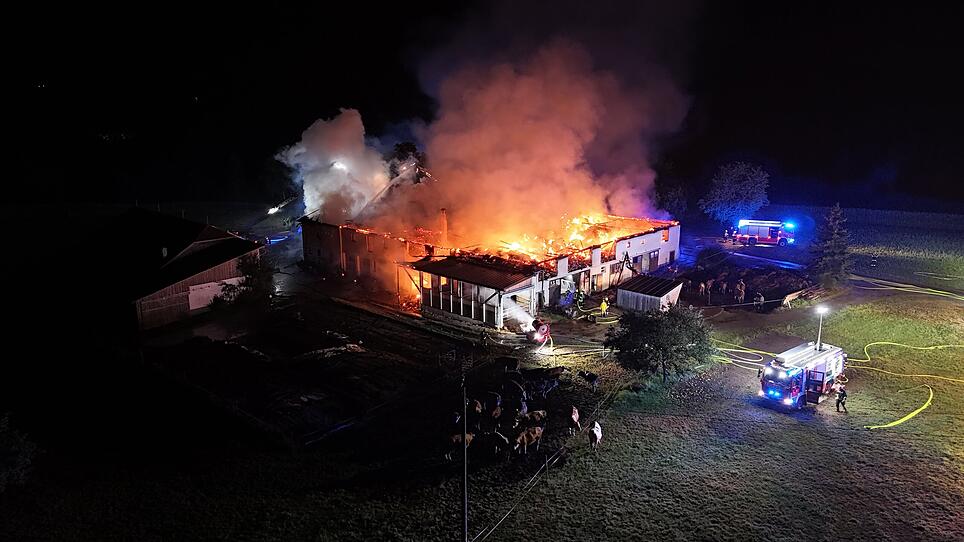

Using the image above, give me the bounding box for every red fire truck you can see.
[759,341,846,408]
[733,219,795,247]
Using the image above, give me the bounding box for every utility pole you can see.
[461,373,469,542]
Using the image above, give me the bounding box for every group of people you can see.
[691,277,762,309]
[722,226,739,242]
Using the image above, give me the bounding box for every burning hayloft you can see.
[301,210,679,329]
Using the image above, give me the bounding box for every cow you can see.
[568,406,581,436]
[515,410,548,428]
[577,370,600,392]
[475,431,511,458]
[504,369,525,382]
[514,426,544,456]
[445,432,474,461]
[526,378,559,399]
[463,400,483,432]
[502,379,528,402]
[480,404,503,433]
[589,422,602,452]
[496,356,521,373]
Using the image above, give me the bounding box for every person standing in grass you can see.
[735,282,746,305]
[836,385,848,413]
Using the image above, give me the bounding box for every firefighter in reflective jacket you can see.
[836,385,848,413]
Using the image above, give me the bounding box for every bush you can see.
[0,414,36,494]
[212,252,277,309]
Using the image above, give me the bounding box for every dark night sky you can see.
[11,2,964,210]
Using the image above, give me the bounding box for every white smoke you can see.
[502,297,535,332]
[277,109,390,223]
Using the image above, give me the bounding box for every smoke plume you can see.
[278,109,390,223]
[283,1,692,249]
[367,40,687,247]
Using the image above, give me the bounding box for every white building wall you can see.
[538,223,681,306]
[188,277,243,310]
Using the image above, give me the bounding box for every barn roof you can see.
[95,208,262,300]
[617,275,683,298]
[410,257,536,291]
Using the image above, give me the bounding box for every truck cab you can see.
[759,342,846,408]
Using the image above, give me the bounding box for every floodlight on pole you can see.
[815,306,829,351]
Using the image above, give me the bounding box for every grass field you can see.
[1,294,961,540]
[759,204,964,290]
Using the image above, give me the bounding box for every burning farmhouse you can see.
[301,210,680,330]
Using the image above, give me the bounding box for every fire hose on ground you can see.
[710,338,964,430]
[850,275,964,302]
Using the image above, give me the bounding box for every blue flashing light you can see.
[784,222,795,229]
[738,219,750,227]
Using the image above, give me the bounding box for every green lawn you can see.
[761,204,964,289]
[2,293,962,541]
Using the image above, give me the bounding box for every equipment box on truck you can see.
[759,341,846,408]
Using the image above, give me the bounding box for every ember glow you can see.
[486,213,677,262]
[347,212,677,268]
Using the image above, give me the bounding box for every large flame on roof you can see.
[488,213,676,263]
[346,212,675,267]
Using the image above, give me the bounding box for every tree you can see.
[604,304,717,384]
[212,252,276,309]
[656,183,688,219]
[0,414,36,494]
[809,203,853,288]
[386,141,426,180]
[698,162,770,225]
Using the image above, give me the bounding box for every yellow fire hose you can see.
[711,338,964,429]
[851,275,964,302]
[847,342,964,384]
[862,385,933,430]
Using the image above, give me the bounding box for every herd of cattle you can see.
[444,358,603,461]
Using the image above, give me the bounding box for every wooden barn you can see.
[96,209,263,330]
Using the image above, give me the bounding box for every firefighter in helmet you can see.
[836,385,848,413]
